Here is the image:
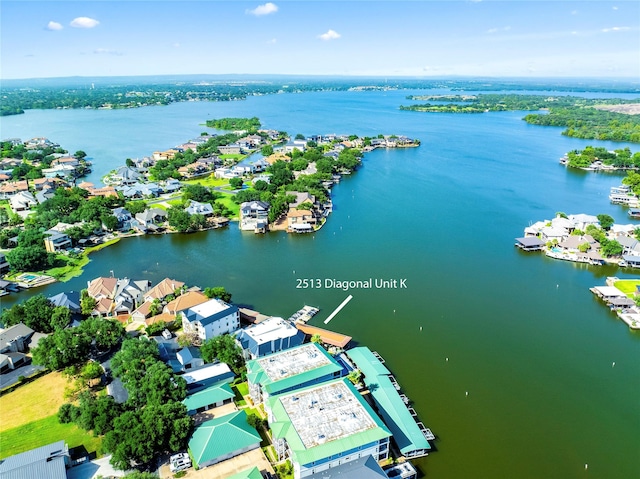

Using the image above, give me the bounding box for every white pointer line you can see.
[324,295,354,324]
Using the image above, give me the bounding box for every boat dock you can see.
[288,305,319,324]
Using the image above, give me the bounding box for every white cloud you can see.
[70,17,100,29]
[246,3,278,16]
[487,26,510,34]
[318,29,341,41]
[267,38,277,44]
[613,6,618,10]
[173,43,181,48]
[571,10,578,15]
[94,48,122,56]
[46,21,63,31]
[601,26,630,33]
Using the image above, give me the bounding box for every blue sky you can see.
[1,1,639,79]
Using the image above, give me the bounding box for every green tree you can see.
[80,289,97,315]
[597,214,615,230]
[104,402,192,470]
[167,206,193,233]
[229,177,244,189]
[261,145,273,156]
[125,200,147,215]
[203,286,232,302]
[601,239,623,257]
[200,334,244,374]
[1,294,58,332]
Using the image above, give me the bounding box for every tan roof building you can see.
[163,291,208,315]
[145,278,185,301]
[87,277,118,299]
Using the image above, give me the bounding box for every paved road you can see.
[0,362,45,389]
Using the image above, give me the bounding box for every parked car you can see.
[169,452,191,473]
[162,329,172,340]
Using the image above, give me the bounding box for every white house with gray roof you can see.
[181,298,239,341]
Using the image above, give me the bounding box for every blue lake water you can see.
[1,89,639,479]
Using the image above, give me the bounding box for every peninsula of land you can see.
[0,118,419,292]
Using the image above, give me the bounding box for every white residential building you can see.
[181,298,240,341]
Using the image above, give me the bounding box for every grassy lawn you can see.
[45,238,121,282]
[166,199,183,207]
[183,176,227,188]
[0,415,102,460]
[217,196,239,218]
[0,371,69,430]
[236,381,249,396]
[613,279,640,296]
[219,154,246,161]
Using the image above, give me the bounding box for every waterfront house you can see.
[540,226,567,242]
[617,236,640,256]
[621,255,640,268]
[112,207,134,231]
[41,164,76,179]
[189,410,262,469]
[163,290,209,316]
[251,158,269,172]
[0,253,10,274]
[568,213,600,231]
[185,200,214,216]
[246,343,344,405]
[48,291,82,316]
[266,378,391,479]
[43,230,72,253]
[550,216,574,232]
[557,235,599,253]
[240,201,270,231]
[135,208,167,231]
[235,316,305,360]
[111,166,141,185]
[144,278,185,302]
[181,298,240,342]
[287,208,318,233]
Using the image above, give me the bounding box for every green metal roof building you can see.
[182,381,235,415]
[188,410,262,469]
[266,377,391,478]
[346,347,432,458]
[247,342,344,404]
[225,466,264,479]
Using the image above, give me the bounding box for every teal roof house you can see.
[188,410,261,469]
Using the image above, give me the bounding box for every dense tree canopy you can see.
[1,294,69,332]
[200,334,244,374]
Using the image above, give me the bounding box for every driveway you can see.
[0,363,45,389]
